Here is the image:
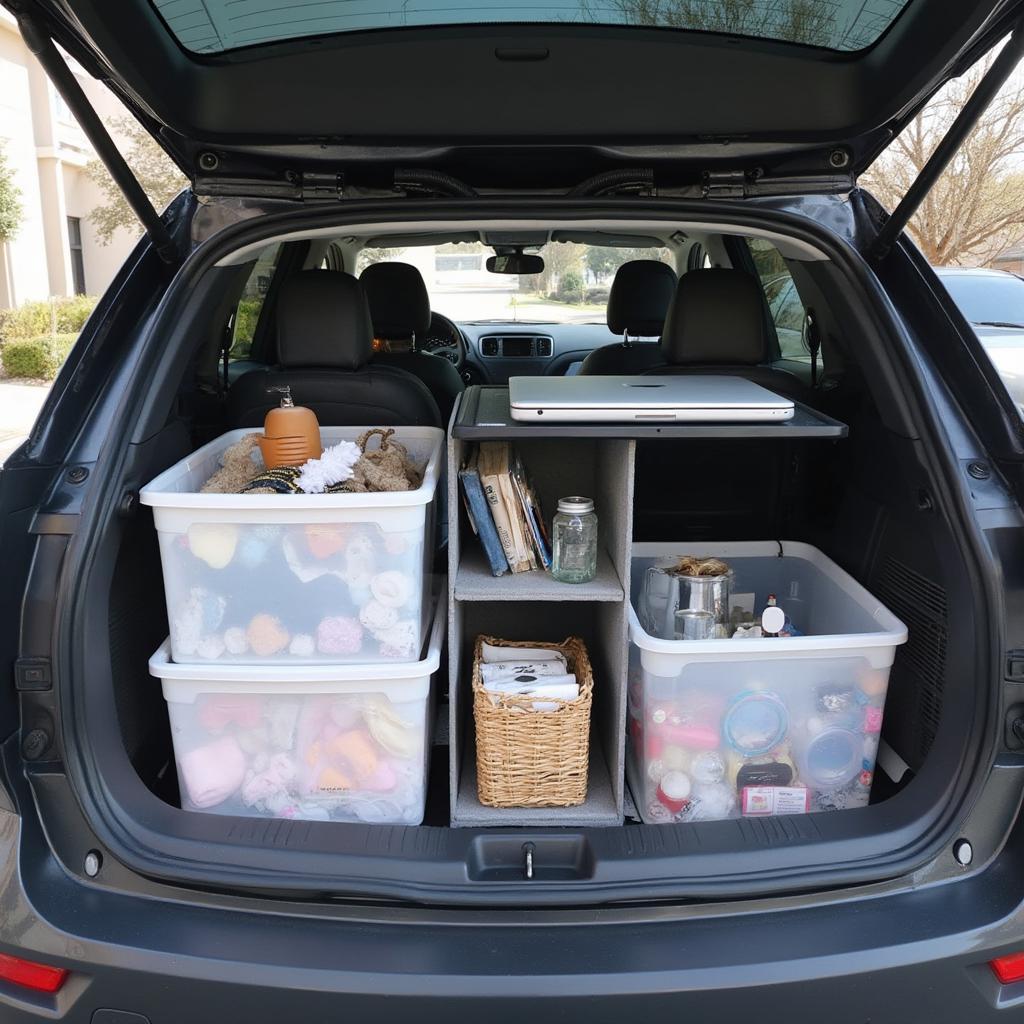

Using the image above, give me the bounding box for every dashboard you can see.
[431,319,634,382]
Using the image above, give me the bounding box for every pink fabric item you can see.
[316,616,363,656]
[198,694,264,733]
[179,735,246,808]
[864,706,884,733]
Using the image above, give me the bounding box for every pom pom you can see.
[197,635,226,660]
[224,626,249,655]
[316,616,363,656]
[289,633,315,658]
[297,440,362,494]
[376,619,418,659]
[246,613,290,657]
[187,523,238,569]
[370,570,413,609]
[359,599,398,633]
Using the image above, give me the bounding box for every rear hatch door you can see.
[12,0,1024,193]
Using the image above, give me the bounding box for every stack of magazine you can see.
[459,442,552,577]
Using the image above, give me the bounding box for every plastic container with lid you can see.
[627,541,908,824]
[149,598,445,825]
[141,426,444,665]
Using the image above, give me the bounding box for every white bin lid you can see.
[151,600,444,704]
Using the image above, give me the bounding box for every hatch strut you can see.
[871,22,1024,262]
[18,16,179,264]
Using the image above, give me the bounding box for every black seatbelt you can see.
[805,308,821,388]
[221,312,236,394]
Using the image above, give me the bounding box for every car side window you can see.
[747,238,813,364]
[228,244,283,362]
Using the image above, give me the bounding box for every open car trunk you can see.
[29,195,1003,907]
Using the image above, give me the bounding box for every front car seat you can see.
[360,261,465,424]
[644,268,810,402]
[578,260,677,375]
[228,270,442,428]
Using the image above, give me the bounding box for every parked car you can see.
[935,265,1024,409]
[4,0,1024,1021]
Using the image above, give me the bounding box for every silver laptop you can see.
[509,375,795,423]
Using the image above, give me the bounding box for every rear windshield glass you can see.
[152,0,912,55]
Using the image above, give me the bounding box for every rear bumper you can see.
[5,797,1024,1024]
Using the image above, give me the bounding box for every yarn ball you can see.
[370,570,413,609]
[187,523,239,569]
[296,440,362,494]
[197,635,226,660]
[316,616,363,656]
[343,534,377,588]
[376,619,418,660]
[305,523,349,560]
[236,533,272,569]
[223,626,249,655]
[247,613,290,657]
[289,633,316,658]
[359,599,399,633]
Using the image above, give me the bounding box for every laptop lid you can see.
[509,375,795,412]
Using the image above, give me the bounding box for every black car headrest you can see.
[661,268,768,365]
[277,271,373,371]
[606,260,677,337]
[360,262,432,340]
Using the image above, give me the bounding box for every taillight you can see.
[0,952,69,993]
[990,951,1024,985]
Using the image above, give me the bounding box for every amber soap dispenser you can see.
[258,386,322,469]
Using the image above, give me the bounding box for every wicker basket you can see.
[472,634,594,808]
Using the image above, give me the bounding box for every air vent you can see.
[480,336,555,357]
[871,556,948,767]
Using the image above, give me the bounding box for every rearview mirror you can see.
[486,253,545,275]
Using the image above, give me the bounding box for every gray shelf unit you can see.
[446,386,849,828]
[447,417,635,827]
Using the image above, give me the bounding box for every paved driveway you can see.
[0,381,49,464]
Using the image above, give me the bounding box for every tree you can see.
[862,54,1024,266]
[85,116,187,244]
[355,246,406,273]
[0,143,23,242]
[592,0,903,50]
[603,0,837,47]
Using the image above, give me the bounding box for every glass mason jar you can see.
[551,496,598,584]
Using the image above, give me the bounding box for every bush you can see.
[0,295,98,343]
[1,333,77,379]
[555,270,584,303]
[584,287,609,305]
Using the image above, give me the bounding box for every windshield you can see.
[153,0,912,54]
[940,272,1024,327]
[357,242,673,325]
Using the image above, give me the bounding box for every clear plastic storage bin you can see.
[627,542,908,824]
[149,599,444,825]
[141,426,444,664]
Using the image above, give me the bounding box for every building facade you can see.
[0,12,137,309]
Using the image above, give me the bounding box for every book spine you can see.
[480,472,522,572]
[459,467,509,576]
[511,470,551,569]
[498,472,535,571]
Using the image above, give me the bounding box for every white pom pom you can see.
[297,441,362,494]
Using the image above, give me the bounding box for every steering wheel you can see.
[418,312,465,369]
